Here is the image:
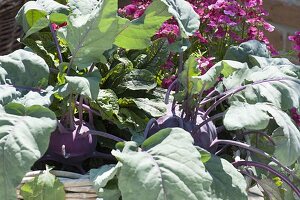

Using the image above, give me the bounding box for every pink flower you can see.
[197,56,215,74]
[155,22,180,43]
[289,31,300,59]
[51,22,67,31]
[263,22,275,32]
[124,4,137,15]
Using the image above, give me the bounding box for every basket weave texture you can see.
[0,0,25,55]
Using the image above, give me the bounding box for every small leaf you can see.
[256,178,282,200]
[24,18,50,39]
[20,168,65,200]
[90,163,121,191]
[16,0,68,32]
[59,72,100,100]
[159,0,200,37]
[224,40,270,65]
[0,85,21,106]
[49,13,68,24]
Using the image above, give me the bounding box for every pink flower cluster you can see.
[118,0,151,20]
[288,31,300,62]
[119,0,276,55]
[290,107,300,127]
[119,0,277,85]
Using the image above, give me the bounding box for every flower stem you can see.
[233,161,300,198]
[164,78,178,104]
[49,24,63,64]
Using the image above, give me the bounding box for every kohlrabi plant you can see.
[144,40,300,198]
[1,0,300,200]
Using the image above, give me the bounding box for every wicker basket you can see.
[17,170,97,200]
[0,0,25,55]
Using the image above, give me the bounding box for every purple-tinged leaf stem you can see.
[233,161,300,197]
[49,24,63,64]
[210,139,298,181]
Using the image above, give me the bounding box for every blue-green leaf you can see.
[0,103,57,200]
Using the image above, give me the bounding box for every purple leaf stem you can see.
[83,98,94,126]
[202,78,296,119]
[233,160,300,197]
[88,130,124,142]
[69,94,75,130]
[164,78,178,104]
[210,139,298,181]
[88,63,95,73]
[49,24,63,64]
[76,96,84,134]
[75,101,102,118]
[240,131,275,145]
[92,151,115,160]
[144,118,159,138]
[197,112,225,129]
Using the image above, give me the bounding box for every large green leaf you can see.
[58,0,120,69]
[224,102,300,166]
[90,89,119,120]
[0,49,49,87]
[224,40,270,65]
[20,168,65,200]
[134,38,170,70]
[260,105,300,166]
[68,0,100,16]
[0,103,57,200]
[119,98,167,117]
[223,102,270,131]
[203,154,248,200]
[112,128,247,200]
[113,69,157,94]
